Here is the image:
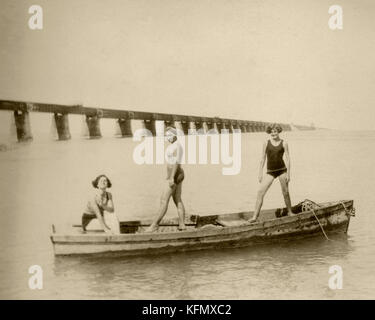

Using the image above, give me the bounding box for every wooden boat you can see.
[50,199,355,256]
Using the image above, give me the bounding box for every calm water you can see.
[0,115,374,299]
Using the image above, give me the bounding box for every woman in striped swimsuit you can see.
[146,126,186,232]
[248,123,293,223]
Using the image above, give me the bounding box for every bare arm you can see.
[258,142,267,182]
[89,196,111,232]
[101,192,114,213]
[283,141,291,182]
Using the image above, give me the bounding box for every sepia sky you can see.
[0,0,374,130]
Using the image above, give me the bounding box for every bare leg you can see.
[279,172,293,216]
[172,182,186,230]
[249,174,274,222]
[146,181,175,232]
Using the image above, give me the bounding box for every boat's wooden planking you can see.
[51,200,353,256]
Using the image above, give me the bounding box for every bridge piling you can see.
[188,121,197,134]
[206,121,214,131]
[175,121,186,135]
[220,122,228,133]
[118,118,132,137]
[232,122,240,133]
[164,120,173,128]
[142,120,157,136]
[86,115,102,138]
[228,123,233,133]
[54,113,71,140]
[195,121,202,132]
[14,110,33,142]
[202,121,209,134]
[212,122,219,134]
[181,121,189,135]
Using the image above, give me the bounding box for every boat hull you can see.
[51,200,354,256]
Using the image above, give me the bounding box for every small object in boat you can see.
[275,208,288,218]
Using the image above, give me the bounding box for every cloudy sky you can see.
[1,0,374,130]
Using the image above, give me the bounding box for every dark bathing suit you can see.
[266,139,287,179]
[173,166,185,184]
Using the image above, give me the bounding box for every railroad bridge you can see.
[0,100,314,142]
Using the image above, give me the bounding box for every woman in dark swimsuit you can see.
[248,123,293,223]
[146,127,186,232]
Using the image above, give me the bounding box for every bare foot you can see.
[145,225,158,233]
[287,211,294,217]
[178,224,186,231]
[245,218,258,225]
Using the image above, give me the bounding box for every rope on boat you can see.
[340,201,355,217]
[302,199,329,241]
[301,200,355,240]
[310,207,330,241]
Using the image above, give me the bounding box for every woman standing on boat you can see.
[82,174,120,234]
[249,124,293,223]
[146,126,186,232]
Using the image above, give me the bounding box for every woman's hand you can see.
[258,172,263,183]
[101,192,114,212]
[286,173,291,183]
[168,179,175,188]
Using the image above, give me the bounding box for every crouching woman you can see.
[82,174,120,234]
